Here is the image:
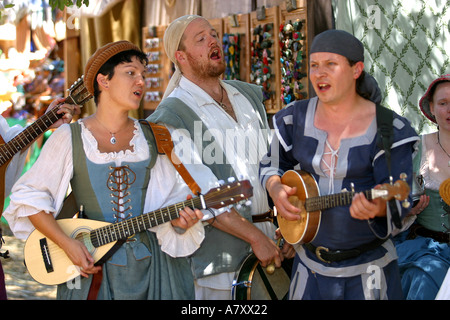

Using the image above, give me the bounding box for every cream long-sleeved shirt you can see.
[166,77,277,293]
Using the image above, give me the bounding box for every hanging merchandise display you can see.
[139,4,308,115]
[279,19,308,106]
[223,33,241,80]
[250,23,275,103]
[141,25,171,115]
[223,13,251,83]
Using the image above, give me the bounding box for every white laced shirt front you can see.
[167,76,276,292]
[4,120,224,257]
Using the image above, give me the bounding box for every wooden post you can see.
[63,9,81,118]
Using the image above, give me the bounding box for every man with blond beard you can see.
[148,15,291,300]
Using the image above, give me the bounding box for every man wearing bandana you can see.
[260,29,419,299]
[148,15,286,299]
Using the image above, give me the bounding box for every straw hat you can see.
[84,40,141,95]
[419,74,450,123]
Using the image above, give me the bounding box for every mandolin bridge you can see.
[39,238,54,273]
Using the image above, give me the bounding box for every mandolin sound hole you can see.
[73,230,96,254]
[288,196,304,222]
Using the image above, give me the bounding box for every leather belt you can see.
[305,238,388,264]
[408,224,450,243]
[252,210,274,223]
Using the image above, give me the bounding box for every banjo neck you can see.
[304,188,389,212]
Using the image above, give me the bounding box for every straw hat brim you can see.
[84,40,141,96]
[419,74,450,123]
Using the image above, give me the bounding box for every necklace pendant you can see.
[110,135,117,145]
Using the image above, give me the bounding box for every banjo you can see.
[277,170,410,244]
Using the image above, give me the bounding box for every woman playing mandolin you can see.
[3,41,226,300]
[260,30,419,300]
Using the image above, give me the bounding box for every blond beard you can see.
[186,52,225,78]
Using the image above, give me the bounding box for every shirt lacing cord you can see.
[107,165,136,222]
[321,139,339,194]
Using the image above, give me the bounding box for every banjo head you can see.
[277,170,321,244]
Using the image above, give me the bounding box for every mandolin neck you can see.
[0,103,69,166]
[0,93,81,167]
[89,196,205,248]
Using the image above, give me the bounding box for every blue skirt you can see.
[395,232,450,300]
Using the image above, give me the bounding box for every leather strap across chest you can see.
[139,120,202,196]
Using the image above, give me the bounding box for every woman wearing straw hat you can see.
[3,40,222,300]
[394,74,450,300]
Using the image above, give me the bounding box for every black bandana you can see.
[310,29,381,104]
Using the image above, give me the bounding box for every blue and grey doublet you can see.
[260,97,419,299]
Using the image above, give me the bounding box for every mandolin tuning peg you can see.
[236,204,242,210]
[218,180,225,186]
[402,200,410,208]
[245,200,252,207]
[400,173,407,181]
[228,177,235,183]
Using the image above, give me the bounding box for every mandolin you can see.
[277,170,410,244]
[0,77,92,212]
[24,180,253,285]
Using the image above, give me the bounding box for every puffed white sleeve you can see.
[144,155,206,257]
[3,125,73,239]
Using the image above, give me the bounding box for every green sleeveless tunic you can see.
[56,121,195,300]
[148,80,267,278]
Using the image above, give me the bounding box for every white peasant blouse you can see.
[4,120,226,257]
